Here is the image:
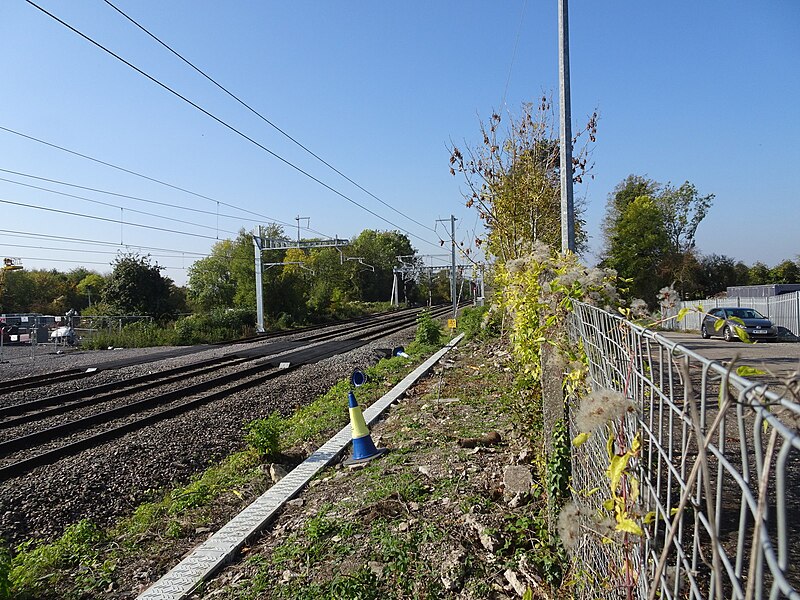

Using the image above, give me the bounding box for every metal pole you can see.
[450,215,457,318]
[558,0,575,253]
[253,228,265,333]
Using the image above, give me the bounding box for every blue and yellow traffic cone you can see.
[343,391,387,466]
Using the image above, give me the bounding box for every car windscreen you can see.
[728,309,764,319]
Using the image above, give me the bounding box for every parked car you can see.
[701,307,778,342]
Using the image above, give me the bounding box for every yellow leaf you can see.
[643,511,656,524]
[615,517,643,536]
[631,433,641,454]
[737,365,766,377]
[676,307,691,322]
[607,453,632,492]
[629,477,640,502]
[603,499,615,511]
[584,487,600,497]
[572,432,591,447]
[606,430,615,461]
[523,588,534,600]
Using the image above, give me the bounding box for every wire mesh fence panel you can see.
[568,301,800,600]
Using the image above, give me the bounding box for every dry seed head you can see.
[575,387,635,433]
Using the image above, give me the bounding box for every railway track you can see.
[0,305,453,481]
[0,306,419,396]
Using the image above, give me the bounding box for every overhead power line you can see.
[0,197,223,241]
[0,241,196,260]
[0,167,283,227]
[0,254,191,269]
[0,228,208,257]
[102,0,437,236]
[0,175,241,237]
[24,1,440,250]
[0,127,330,240]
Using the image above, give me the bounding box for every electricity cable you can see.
[0,241,196,260]
[102,0,438,235]
[0,229,208,256]
[0,167,292,228]
[0,176,240,236]
[0,197,224,241]
[500,0,528,109]
[24,1,440,249]
[0,127,330,240]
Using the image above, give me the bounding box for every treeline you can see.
[0,227,457,325]
[599,175,800,305]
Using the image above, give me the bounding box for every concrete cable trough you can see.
[138,333,465,600]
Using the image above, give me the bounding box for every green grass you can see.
[0,340,439,599]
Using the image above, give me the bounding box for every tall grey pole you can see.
[450,215,457,318]
[436,216,459,318]
[558,0,575,253]
[253,228,265,333]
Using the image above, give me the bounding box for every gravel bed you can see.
[0,329,415,545]
[0,356,254,445]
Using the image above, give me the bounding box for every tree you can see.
[696,254,740,297]
[603,195,670,304]
[187,239,238,310]
[601,175,713,304]
[769,260,800,284]
[102,253,174,317]
[601,175,659,253]
[748,262,770,285]
[449,99,597,261]
[349,230,415,302]
[76,273,106,308]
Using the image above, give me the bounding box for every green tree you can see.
[102,253,174,317]
[187,239,238,310]
[76,273,106,308]
[601,174,659,252]
[603,195,670,304]
[769,259,800,283]
[0,269,33,313]
[349,230,415,302]
[601,175,713,304]
[449,99,597,261]
[696,254,740,297]
[748,262,770,285]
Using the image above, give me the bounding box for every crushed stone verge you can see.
[187,338,564,600]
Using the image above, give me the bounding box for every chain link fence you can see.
[567,301,799,599]
[0,314,153,364]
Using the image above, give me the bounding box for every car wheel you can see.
[723,326,734,342]
[701,325,710,339]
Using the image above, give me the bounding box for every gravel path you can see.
[0,329,414,545]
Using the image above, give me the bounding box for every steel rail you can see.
[0,306,456,480]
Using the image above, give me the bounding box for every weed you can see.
[0,545,10,600]
[164,521,184,540]
[415,310,443,346]
[245,412,284,459]
[457,305,496,339]
[546,420,571,508]
[9,520,114,598]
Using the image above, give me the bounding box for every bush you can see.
[457,305,492,339]
[174,308,256,344]
[245,412,284,459]
[415,310,443,346]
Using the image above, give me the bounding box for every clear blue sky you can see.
[1,1,798,286]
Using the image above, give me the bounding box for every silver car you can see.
[701,307,778,342]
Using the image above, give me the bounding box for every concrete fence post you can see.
[541,343,565,459]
